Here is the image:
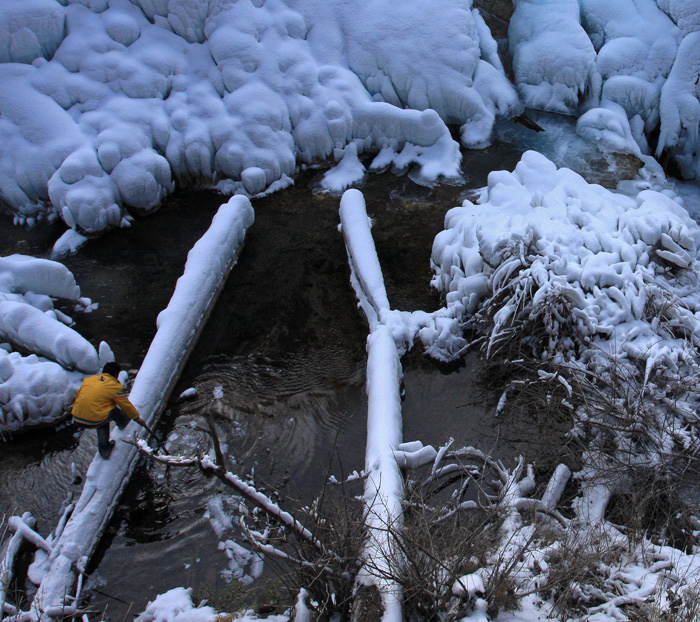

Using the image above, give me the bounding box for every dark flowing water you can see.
[1,116,634,618]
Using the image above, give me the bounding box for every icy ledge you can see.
[23,196,254,621]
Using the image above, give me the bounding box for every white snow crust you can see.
[0,255,100,433]
[0,0,521,234]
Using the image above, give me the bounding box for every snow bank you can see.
[431,150,700,375]
[0,0,521,234]
[0,255,100,433]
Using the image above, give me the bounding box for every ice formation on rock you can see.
[0,0,520,235]
[509,0,597,114]
[510,0,700,179]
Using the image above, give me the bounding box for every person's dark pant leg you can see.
[109,407,131,430]
[96,421,113,457]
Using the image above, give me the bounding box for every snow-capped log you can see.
[0,302,98,374]
[339,189,391,329]
[339,189,403,622]
[0,256,80,301]
[25,196,253,621]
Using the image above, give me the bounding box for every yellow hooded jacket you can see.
[72,373,140,426]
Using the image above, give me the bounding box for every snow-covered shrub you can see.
[430,150,700,540]
[431,150,700,377]
[0,0,521,235]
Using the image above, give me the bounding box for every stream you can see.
[0,113,668,618]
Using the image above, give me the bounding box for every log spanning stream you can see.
[1,117,641,617]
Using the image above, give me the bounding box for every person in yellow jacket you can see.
[72,362,147,459]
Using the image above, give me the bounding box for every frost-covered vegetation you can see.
[423,151,700,620]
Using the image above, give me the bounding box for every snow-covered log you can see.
[23,196,254,621]
[356,326,404,621]
[339,189,403,622]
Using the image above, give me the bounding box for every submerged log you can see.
[19,196,254,621]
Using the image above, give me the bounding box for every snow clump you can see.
[0,255,100,433]
[135,587,288,622]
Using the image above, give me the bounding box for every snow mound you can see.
[0,350,80,432]
[0,255,100,433]
[509,0,597,114]
[0,0,520,234]
[135,588,219,622]
[510,0,700,180]
[431,150,700,377]
[135,587,287,622]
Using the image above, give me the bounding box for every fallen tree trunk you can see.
[339,189,404,622]
[15,196,254,622]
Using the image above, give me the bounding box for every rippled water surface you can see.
[1,124,609,617]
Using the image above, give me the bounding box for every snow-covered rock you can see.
[0,0,521,235]
[510,0,700,179]
[0,255,100,433]
[509,0,597,114]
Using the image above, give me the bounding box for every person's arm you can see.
[114,391,142,422]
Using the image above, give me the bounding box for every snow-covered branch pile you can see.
[424,149,700,619]
[431,149,700,481]
[0,0,520,236]
[510,0,700,177]
[0,255,101,432]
